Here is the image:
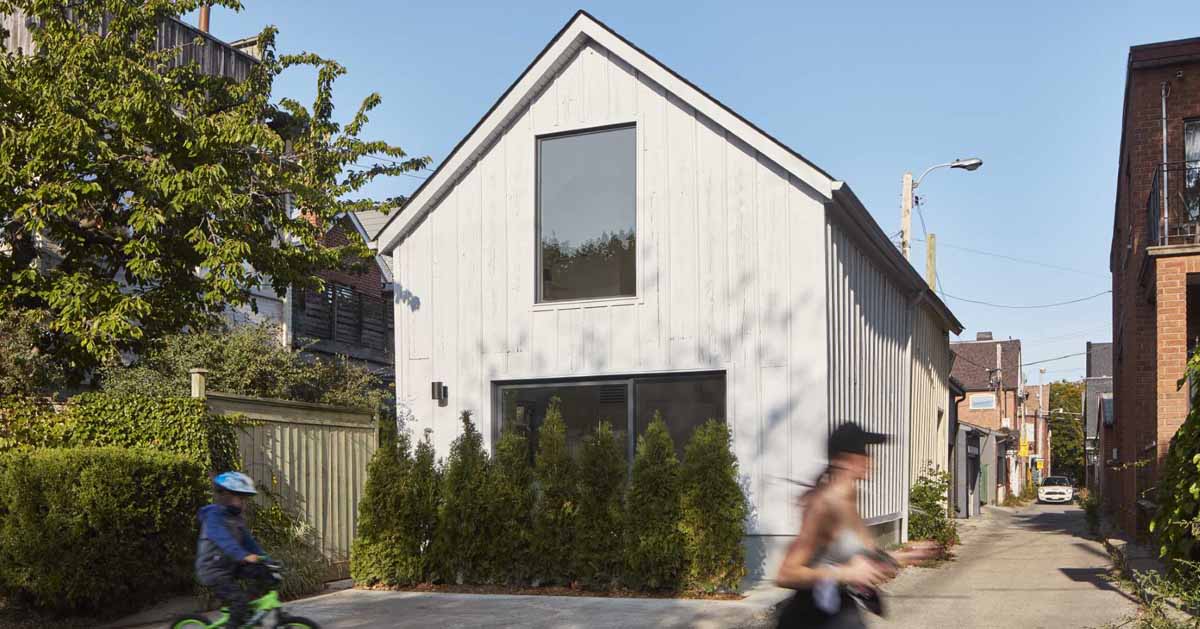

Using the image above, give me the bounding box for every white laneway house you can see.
[374,10,962,578]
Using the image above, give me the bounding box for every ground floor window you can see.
[494,371,726,462]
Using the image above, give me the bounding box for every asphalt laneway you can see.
[867,503,1138,629]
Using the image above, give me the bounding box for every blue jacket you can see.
[195,503,264,582]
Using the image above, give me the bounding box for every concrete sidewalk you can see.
[867,503,1137,628]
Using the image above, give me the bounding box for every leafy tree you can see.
[433,412,494,584]
[531,399,577,585]
[575,421,626,589]
[624,412,685,591]
[0,308,67,397]
[1049,380,1085,484]
[680,419,747,592]
[97,324,385,411]
[0,0,427,375]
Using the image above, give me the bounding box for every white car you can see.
[1038,476,1075,503]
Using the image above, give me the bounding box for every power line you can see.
[911,238,1106,278]
[942,290,1111,309]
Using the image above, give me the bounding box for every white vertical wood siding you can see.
[824,220,910,523]
[392,40,828,536]
[910,305,951,480]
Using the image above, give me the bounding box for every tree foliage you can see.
[98,324,386,412]
[0,308,68,397]
[1150,351,1200,574]
[489,426,535,584]
[1049,380,1085,484]
[0,0,427,373]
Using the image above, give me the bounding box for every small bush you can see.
[0,447,207,617]
[531,400,577,585]
[907,462,958,549]
[64,392,242,472]
[247,495,328,599]
[489,427,536,584]
[624,412,685,591]
[433,413,495,584]
[680,419,747,592]
[575,421,626,589]
[1078,489,1102,536]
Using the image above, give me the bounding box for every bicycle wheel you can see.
[277,616,321,629]
[168,614,213,628]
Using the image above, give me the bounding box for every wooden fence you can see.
[201,385,377,580]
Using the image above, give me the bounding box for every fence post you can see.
[189,368,209,400]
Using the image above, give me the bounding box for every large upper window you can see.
[496,372,724,462]
[1185,119,1200,222]
[537,125,636,302]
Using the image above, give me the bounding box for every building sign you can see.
[1018,438,1029,457]
[1036,459,1044,470]
[967,444,980,457]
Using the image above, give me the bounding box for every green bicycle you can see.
[169,561,320,629]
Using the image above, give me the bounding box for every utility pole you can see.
[925,233,937,289]
[900,172,914,260]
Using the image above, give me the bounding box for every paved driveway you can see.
[868,503,1138,629]
[280,582,787,629]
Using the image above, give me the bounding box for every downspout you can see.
[1162,81,1170,245]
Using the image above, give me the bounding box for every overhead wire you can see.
[912,238,1106,278]
[941,290,1111,309]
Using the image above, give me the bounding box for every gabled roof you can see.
[373,10,962,334]
[951,338,1021,391]
[374,10,835,254]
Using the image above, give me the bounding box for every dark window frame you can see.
[491,370,726,464]
[535,122,638,304]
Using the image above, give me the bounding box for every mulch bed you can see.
[359,582,744,601]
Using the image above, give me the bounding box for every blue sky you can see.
[200,1,1200,383]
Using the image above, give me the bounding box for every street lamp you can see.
[900,157,985,289]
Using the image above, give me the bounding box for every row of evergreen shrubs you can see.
[352,403,748,593]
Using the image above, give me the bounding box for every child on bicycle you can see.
[196,471,269,628]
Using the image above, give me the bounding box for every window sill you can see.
[531,295,642,311]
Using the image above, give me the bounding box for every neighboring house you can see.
[1109,36,1200,537]
[1018,376,1050,485]
[949,374,1007,519]
[374,11,962,577]
[951,332,1025,499]
[1084,341,1113,493]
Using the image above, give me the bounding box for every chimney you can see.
[198,4,211,33]
[976,331,993,341]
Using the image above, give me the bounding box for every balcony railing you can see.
[1147,160,1200,247]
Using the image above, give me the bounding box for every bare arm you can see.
[774,498,838,589]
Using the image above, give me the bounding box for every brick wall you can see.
[318,217,386,298]
[956,389,1019,431]
[1110,45,1200,536]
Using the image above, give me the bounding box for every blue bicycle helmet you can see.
[213,471,258,496]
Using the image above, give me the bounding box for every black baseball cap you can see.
[828,422,889,459]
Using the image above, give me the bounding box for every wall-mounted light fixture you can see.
[431,381,449,406]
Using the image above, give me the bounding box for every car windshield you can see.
[1042,477,1070,486]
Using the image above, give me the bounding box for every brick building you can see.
[1109,36,1200,537]
[950,332,1023,499]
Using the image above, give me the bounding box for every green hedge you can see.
[65,392,242,472]
[351,409,747,593]
[0,396,70,453]
[0,447,207,617]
